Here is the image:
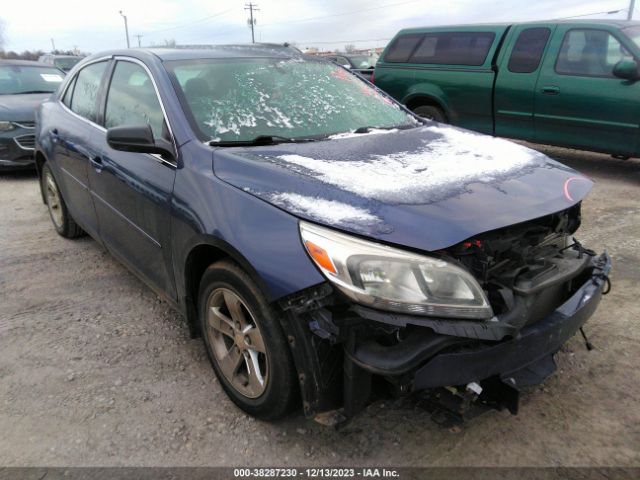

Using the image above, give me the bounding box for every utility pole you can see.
[245,3,259,43]
[50,38,56,52]
[119,10,131,48]
[629,0,636,19]
[134,34,143,47]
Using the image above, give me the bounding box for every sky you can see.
[0,0,633,53]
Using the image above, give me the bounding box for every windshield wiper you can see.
[208,135,317,147]
[15,90,53,95]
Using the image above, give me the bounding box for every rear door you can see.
[54,59,110,238]
[533,25,640,156]
[88,58,178,298]
[495,25,555,140]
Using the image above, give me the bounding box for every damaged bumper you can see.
[347,252,611,390]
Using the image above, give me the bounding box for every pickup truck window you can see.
[409,32,496,66]
[384,34,423,63]
[555,29,631,77]
[508,27,551,73]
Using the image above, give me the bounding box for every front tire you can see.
[413,105,446,123]
[198,260,298,420]
[41,163,84,239]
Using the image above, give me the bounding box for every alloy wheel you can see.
[205,288,269,398]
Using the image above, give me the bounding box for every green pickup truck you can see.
[374,20,640,157]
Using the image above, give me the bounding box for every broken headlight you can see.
[299,221,493,320]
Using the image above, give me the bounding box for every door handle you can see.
[541,86,560,95]
[89,155,103,171]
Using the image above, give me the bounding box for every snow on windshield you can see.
[169,58,417,142]
[275,125,543,204]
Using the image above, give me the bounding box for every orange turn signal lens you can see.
[304,240,337,275]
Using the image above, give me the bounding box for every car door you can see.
[534,26,640,156]
[54,59,110,238]
[494,25,555,140]
[88,58,178,298]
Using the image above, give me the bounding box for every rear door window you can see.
[383,34,423,63]
[555,29,632,77]
[69,61,108,123]
[508,27,551,73]
[409,32,496,66]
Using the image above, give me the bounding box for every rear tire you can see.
[41,163,84,239]
[413,105,446,123]
[198,260,298,420]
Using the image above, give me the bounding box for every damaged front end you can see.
[278,204,612,425]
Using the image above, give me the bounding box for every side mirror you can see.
[613,59,639,80]
[106,124,175,160]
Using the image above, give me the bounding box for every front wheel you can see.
[198,260,298,420]
[41,163,84,238]
[413,105,446,123]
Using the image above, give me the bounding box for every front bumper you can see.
[347,252,611,390]
[0,126,36,169]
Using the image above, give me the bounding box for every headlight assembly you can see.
[0,121,16,132]
[299,221,493,320]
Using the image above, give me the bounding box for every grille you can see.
[14,134,35,150]
[13,121,35,129]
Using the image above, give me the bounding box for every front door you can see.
[534,26,640,156]
[88,59,177,298]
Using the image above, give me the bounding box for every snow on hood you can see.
[277,125,543,204]
[214,124,593,251]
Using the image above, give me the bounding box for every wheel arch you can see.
[182,237,272,338]
[403,94,449,121]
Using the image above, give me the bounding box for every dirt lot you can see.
[0,145,639,467]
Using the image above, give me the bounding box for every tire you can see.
[413,105,447,123]
[198,260,298,420]
[41,163,84,239]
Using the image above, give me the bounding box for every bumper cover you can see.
[352,252,611,389]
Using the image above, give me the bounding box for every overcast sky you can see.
[0,0,632,53]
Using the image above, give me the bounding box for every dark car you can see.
[38,54,83,73]
[326,53,377,81]
[34,46,610,422]
[1,60,64,169]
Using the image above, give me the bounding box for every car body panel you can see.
[213,125,592,252]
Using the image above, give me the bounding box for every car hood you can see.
[213,125,593,252]
[0,93,51,121]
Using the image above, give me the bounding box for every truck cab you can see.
[375,20,640,157]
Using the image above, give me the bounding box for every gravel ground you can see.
[0,145,639,467]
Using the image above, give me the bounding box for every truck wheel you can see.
[198,260,298,420]
[41,163,84,239]
[413,105,446,123]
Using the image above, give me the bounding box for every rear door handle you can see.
[541,86,560,95]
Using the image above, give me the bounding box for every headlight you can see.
[0,121,15,132]
[299,221,493,320]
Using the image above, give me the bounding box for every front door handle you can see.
[541,86,560,95]
[89,155,103,171]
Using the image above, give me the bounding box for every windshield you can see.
[623,26,640,49]
[0,65,64,95]
[54,57,81,71]
[348,55,376,69]
[165,57,417,142]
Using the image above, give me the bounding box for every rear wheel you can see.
[199,260,298,420]
[413,105,446,123]
[41,163,84,238]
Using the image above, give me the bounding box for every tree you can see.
[344,44,356,53]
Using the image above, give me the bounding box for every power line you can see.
[259,0,423,28]
[142,8,233,35]
[554,8,626,20]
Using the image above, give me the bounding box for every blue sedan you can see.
[34,45,611,422]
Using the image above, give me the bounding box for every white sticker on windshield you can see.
[40,74,63,82]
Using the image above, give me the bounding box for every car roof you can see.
[396,19,640,35]
[82,44,305,64]
[0,59,51,67]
